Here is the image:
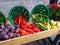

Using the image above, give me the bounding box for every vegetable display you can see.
[32,14,51,30]
[14,15,42,36]
[49,4,60,21]
[0,23,20,41]
[32,14,60,30]
[0,4,60,41]
[31,5,51,30]
[8,6,30,26]
[31,4,60,30]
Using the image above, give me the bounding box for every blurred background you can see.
[0,0,49,17]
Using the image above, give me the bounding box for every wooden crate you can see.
[0,18,60,45]
[0,28,60,45]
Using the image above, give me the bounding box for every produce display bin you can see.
[0,28,60,45]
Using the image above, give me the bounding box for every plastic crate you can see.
[31,4,50,16]
[8,6,30,26]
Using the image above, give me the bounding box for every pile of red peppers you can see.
[14,15,42,36]
[49,4,58,10]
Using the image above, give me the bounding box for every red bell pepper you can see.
[20,29,26,36]
[25,31,32,35]
[24,28,35,34]
[49,4,58,10]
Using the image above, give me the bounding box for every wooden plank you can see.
[0,28,60,45]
